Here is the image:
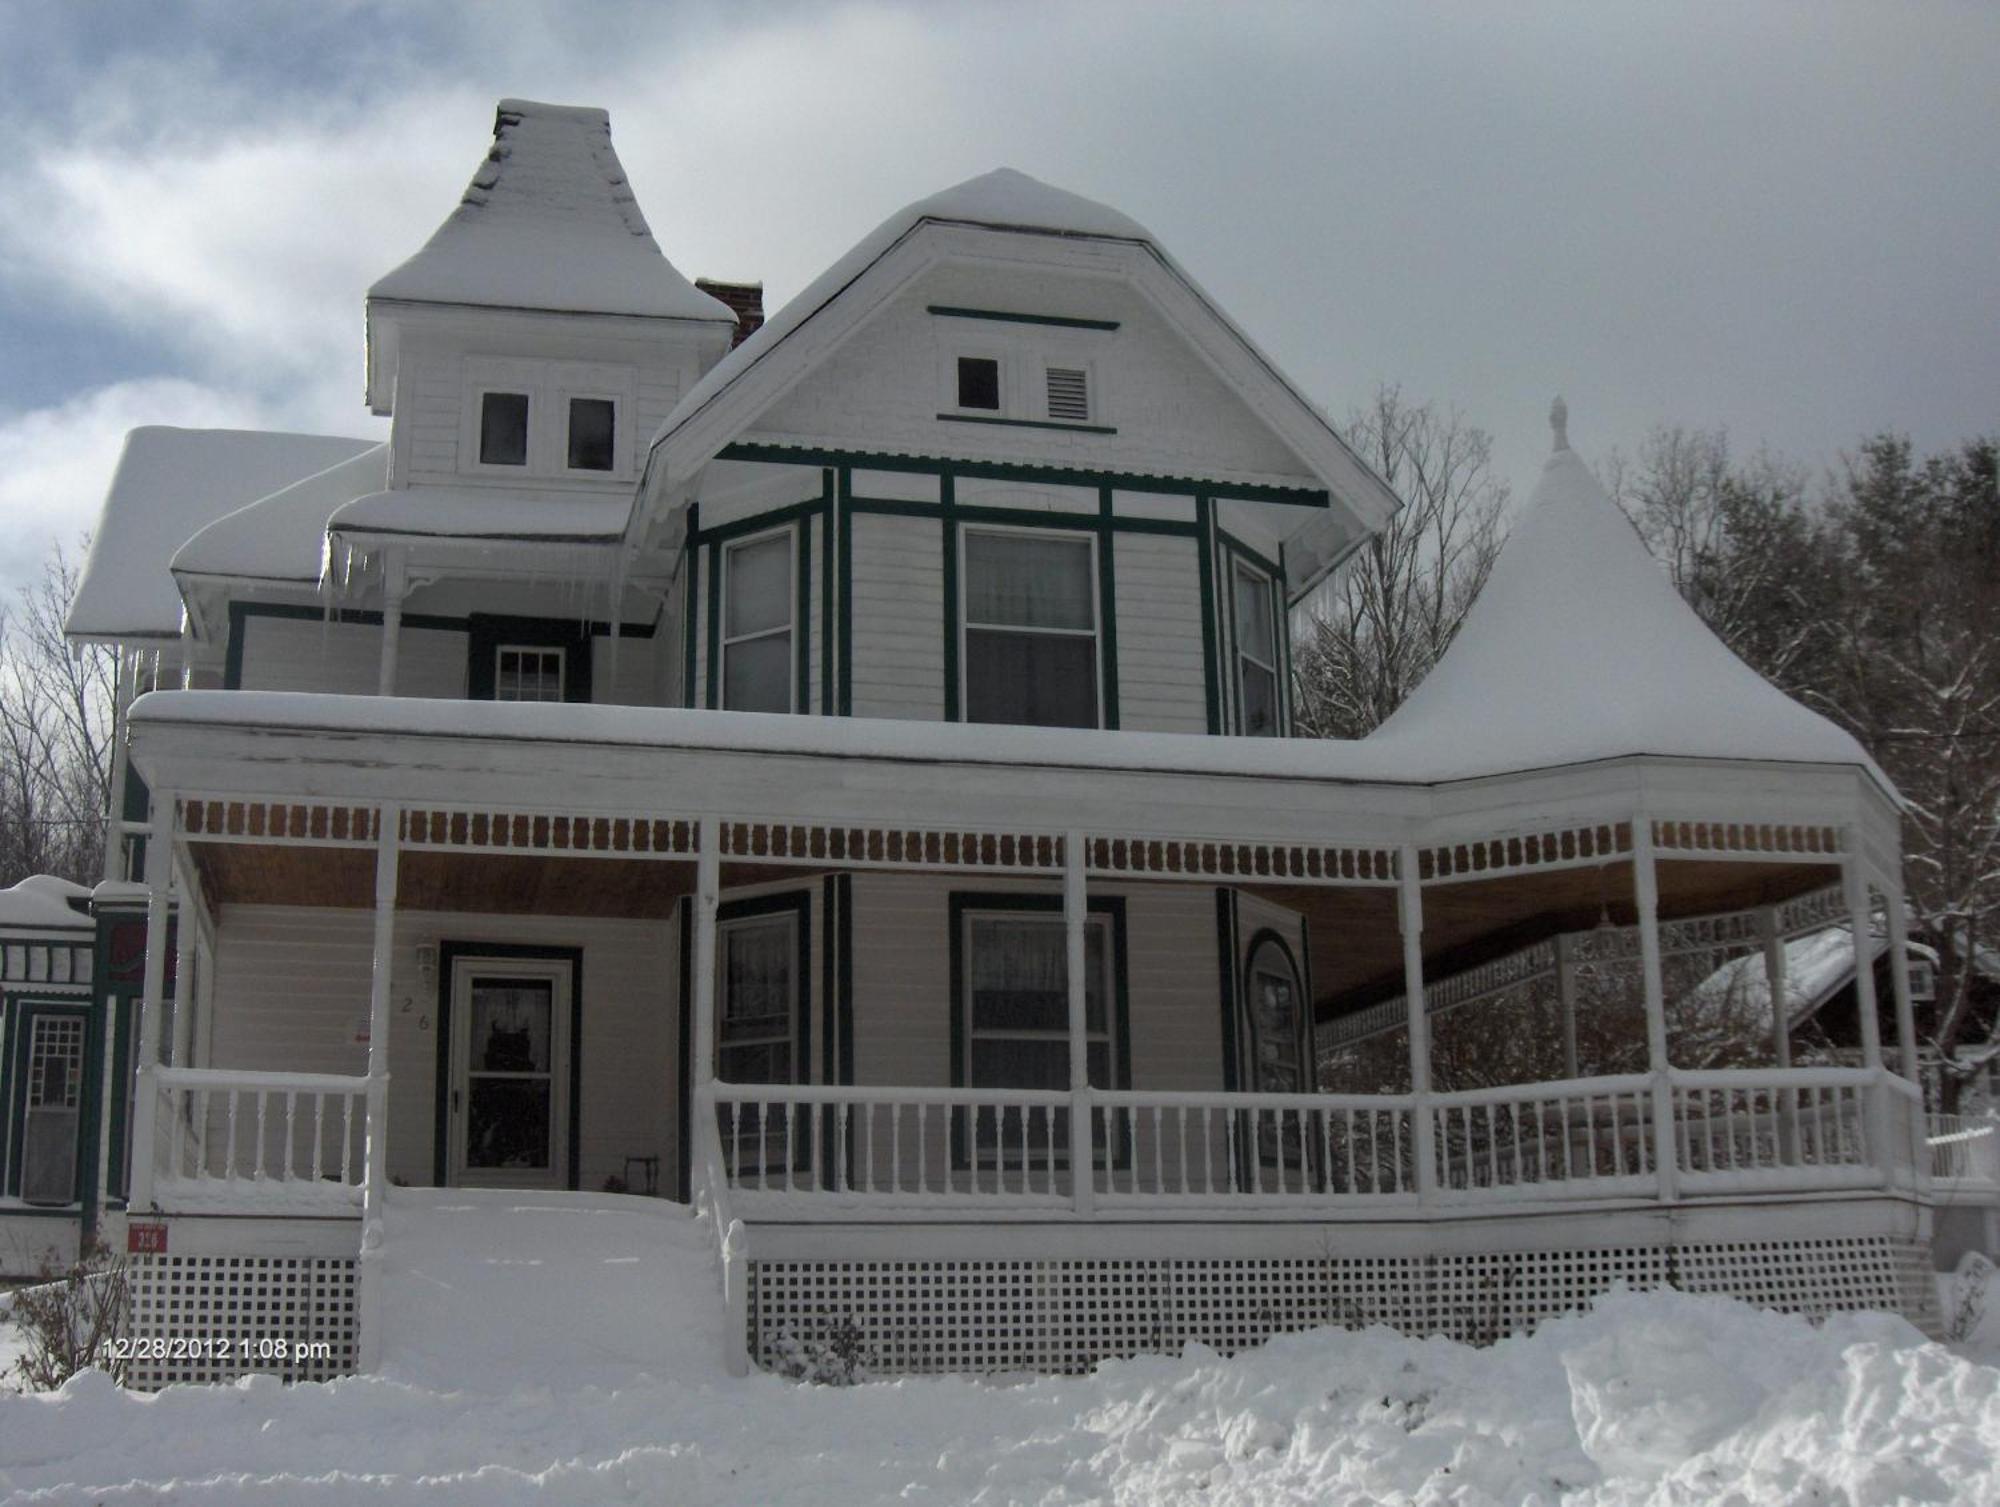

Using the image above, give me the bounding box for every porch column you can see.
[1760,905,1798,1164]
[690,817,721,1142]
[1884,877,1927,1193]
[356,802,400,1373]
[103,650,136,883]
[1064,830,1094,1217]
[1554,932,1580,1081]
[1398,844,1437,1200]
[1843,853,1893,1186]
[1633,821,1679,1201]
[169,858,199,1068]
[127,788,177,1213]
[378,550,406,698]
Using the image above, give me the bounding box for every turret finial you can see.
[1550,395,1570,453]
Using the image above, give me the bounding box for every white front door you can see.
[447,957,571,1188]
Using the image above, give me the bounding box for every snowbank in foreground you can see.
[0,1196,1993,1504]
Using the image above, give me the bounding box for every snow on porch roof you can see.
[68,428,380,642]
[173,442,390,583]
[0,874,93,932]
[1364,401,1892,794]
[368,99,735,324]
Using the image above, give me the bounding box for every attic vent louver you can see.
[1045,367,1090,423]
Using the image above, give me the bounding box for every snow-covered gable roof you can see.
[368,100,735,325]
[173,442,390,585]
[0,874,92,932]
[1365,401,1891,789]
[641,167,1400,579]
[69,428,380,642]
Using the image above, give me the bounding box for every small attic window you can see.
[957,357,1000,411]
[1045,367,1090,423]
[479,392,530,466]
[567,397,616,472]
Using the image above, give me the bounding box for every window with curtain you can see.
[963,912,1112,1157]
[1233,562,1279,736]
[722,531,794,713]
[963,529,1098,728]
[718,915,796,1083]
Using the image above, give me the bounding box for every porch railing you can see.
[137,1065,369,1214]
[711,1066,1924,1218]
[1927,1111,2000,1198]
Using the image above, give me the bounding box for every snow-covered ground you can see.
[0,1190,1995,1504]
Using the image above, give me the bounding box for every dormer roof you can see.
[1366,401,1889,790]
[639,167,1401,595]
[369,100,734,325]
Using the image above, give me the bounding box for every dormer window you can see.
[957,357,1000,411]
[495,645,565,702]
[479,392,530,466]
[566,397,616,472]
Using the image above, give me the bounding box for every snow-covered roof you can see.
[1365,402,1891,790]
[1684,925,1904,1034]
[68,428,380,642]
[642,167,1400,562]
[368,100,735,324]
[0,875,93,931]
[173,443,390,584]
[327,487,632,544]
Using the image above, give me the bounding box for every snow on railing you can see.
[1428,1074,1656,1198]
[1671,1067,1880,1192]
[1092,1089,1416,1203]
[1927,1112,2000,1195]
[143,1066,368,1213]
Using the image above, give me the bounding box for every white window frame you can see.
[959,909,1116,1164]
[716,911,801,1082]
[469,386,534,472]
[556,389,624,478]
[446,957,572,1189]
[719,524,798,714]
[958,522,1103,729]
[1230,559,1282,737]
[493,644,567,703]
[943,348,1008,417]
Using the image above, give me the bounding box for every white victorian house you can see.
[36,99,1946,1385]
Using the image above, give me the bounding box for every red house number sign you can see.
[127,1222,169,1255]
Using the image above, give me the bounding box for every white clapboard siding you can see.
[206,906,675,1193]
[847,874,1223,1092]
[848,515,944,720]
[591,634,661,707]
[1112,533,1208,733]
[237,616,467,698]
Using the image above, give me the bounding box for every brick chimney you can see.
[695,279,765,348]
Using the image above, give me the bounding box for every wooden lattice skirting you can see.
[749,1235,1939,1376]
[125,1253,357,1389]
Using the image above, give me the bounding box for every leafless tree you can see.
[0,543,116,886]
[1292,387,1508,738]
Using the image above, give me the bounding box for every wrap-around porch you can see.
[118,692,1935,1371]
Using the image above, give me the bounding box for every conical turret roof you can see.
[1367,400,1886,788]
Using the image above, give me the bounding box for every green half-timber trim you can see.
[926,304,1121,331]
[936,413,1118,437]
[1195,497,1222,734]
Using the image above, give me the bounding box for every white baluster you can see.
[226,1089,240,1179]
[340,1092,355,1183]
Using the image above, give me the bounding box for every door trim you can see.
[433,942,583,1189]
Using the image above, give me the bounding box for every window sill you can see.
[937,413,1117,436]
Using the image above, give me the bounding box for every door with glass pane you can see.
[18,1007,87,1206]
[448,959,570,1187]
[1245,939,1308,1170]
[715,912,801,1174]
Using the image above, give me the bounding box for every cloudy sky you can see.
[0,0,1993,594]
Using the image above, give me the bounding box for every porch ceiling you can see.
[1271,856,1842,1019]
[190,841,830,918]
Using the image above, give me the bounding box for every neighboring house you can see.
[23,99,1943,1384]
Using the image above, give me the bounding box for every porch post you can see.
[1554,932,1579,1081]
[356,802,400,1373]
[1760,905,1798,1164]
[1884,877,1927,1193]
[1398,844,1437,1201]
[1843,853,1893,1186]
[128,788,176,1214]
[691,816,721,1147]
[1064,830,1094,1217]
[169,859,199,1068]
[378,549,406,697]
[1633,820,1679,1201]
